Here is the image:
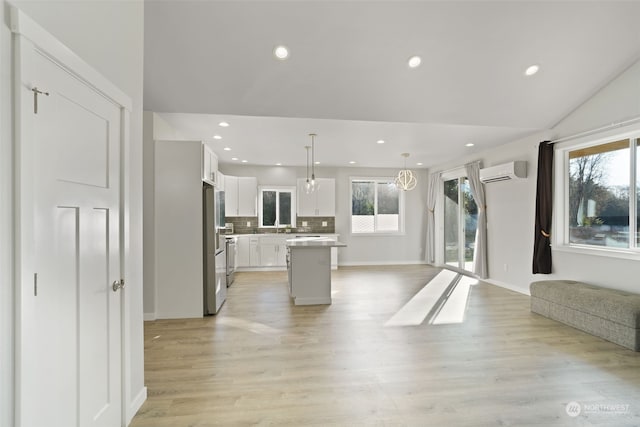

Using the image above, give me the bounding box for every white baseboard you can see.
[484,278,530,296]
[143,312,156,321]
[127,386,147,425]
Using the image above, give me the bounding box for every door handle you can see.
[112,279,125,292]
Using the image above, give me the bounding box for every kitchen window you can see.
[259,187,296,228]
[555,134,640,257]
[350,177,403,234]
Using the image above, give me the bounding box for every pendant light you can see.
[305,133,317,194]
[395,153,417,191]
[310,133,316,189]
[304,145,314,194]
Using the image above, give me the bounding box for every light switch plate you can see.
[302,221,308,227]
[322,221,327,227]
[246,221,251,227]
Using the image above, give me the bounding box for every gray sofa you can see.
[530,280,640,351]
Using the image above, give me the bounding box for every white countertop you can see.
[286,237,346,248]
[227,233,338,238]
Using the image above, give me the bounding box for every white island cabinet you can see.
[287,238,346,305]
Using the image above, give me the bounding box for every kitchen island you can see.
[286,237,346,305]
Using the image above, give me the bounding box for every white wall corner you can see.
[484,278,531,296]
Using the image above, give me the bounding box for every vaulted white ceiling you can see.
[144,1,640,169]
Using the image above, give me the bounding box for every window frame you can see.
[258,185,296,229]
[553,126,640,260]
[349,176,405,236]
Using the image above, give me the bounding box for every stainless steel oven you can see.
[226,236,236,287]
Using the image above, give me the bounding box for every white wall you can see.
[546,59,640,294]
[143,112,186,320]
[430,58,640,295]
[1,1,146,425]
[553,60,640,136]
[142,112,155,319]
[221,164,429,265]
[154,140,204,319]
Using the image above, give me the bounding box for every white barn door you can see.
[12,9,132,427]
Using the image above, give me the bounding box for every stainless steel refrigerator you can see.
[203,183,226,315]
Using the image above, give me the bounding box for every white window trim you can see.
[553,123,640,260]
[349,176,405,236]
[258,185,296,228]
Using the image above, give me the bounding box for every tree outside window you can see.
[259,188,295,228]
[351,178,402,233]
[568,139,631,248]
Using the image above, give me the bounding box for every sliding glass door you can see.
[444,177,478,272]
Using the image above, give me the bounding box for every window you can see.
[258,187,295,228]
[557,135,640,254]
[351,178,403,234]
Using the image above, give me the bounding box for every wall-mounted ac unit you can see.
[479,161,527,183]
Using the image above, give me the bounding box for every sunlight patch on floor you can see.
[430,276,477,325]
[216,316,283,336]
[384,269,458,327]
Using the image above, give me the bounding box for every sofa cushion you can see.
[530,280,640,329]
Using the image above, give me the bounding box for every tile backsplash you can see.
[225,216,335,234]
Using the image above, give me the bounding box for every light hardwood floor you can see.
[131,265,640,426]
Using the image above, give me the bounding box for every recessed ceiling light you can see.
[276,163,282,166]
[408,56,422,68]
[466,143,475,147]
[273,45,289,60]
[219,121,229,127]
[416,162,423,166]
[231,157,239,161]
[213,135,222,140]
[349,161,356,164]
[524,64,539,76]
[241,159,248,163]
[314,161,320,165]
[223,147,231,151]
[377,140,385,144]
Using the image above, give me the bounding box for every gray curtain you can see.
[465,162,488,278]
[425,172,440,263]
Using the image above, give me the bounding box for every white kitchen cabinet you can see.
[217,171,225,191]
[249,236,260,266]
[236,236,251,267]
[225,175,257,217]
[236,235,261,267]
[297,178,335,216]
[238,177,258,216]
[236,233,338,270]
[225,175,239,215]
[202,144,218,186]
[259,236,287,267]
[287,238,346,305]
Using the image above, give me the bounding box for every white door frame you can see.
[10,7,132,426]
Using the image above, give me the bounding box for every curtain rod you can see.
[549,115,640,145]
[437,160,480,176]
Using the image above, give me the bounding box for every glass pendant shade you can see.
[304,145,315,194]
[305,134,318,194]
